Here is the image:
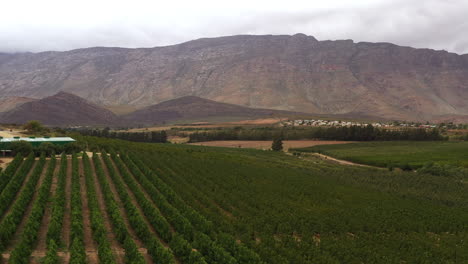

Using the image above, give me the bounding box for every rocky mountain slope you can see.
[0,34,467,121]
[123,96,300,125]
[0,96,36,112]
[0,92,118,126]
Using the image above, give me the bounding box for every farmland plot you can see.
[0,150,259,264]
[1,136,467,263]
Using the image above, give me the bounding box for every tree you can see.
[63,142,83,154]
[271,136,283,151]
[10,141,33,156]
[23,120,45,134]
[37,142,57,156]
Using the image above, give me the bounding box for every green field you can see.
[293,141,468,168]
[84,137,468,263]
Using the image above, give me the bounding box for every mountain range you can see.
[0,92,300,126]
[0,34,467,122]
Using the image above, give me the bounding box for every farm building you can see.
[0,137,75,155]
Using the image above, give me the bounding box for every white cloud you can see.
[0,0,467,54]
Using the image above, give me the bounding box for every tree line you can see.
[78,128,168,143]
[188,125,445,142]
[6,141,83,157]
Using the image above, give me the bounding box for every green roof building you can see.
[0,137,75,151]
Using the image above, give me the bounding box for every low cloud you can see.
[0,0,467,54]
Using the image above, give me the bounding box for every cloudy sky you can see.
[1,0,467,54]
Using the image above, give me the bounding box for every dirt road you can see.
[309,153,375,168]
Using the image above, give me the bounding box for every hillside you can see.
[0,96,35,112]
[123,96,300,124]
[0,92,118,126]
[0,34,467,121]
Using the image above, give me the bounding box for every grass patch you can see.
[292,141,468,168]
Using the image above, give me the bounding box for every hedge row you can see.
[70,153,86,263]
[92,153,146,263]
[8,156,56,263]
[82,152,116,263]
[112,152,207,264]
[101,151,174,264]
[0,154,45,252]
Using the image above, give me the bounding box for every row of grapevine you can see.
[110,152,207,264]
[0,153,35,219]
[70,153,86,263]
[126,153,264,264]
[0,154,45,252]
[42,239,59,264]
[82,152,116,264]
[143,153,292,264]
[92,152,146,263]
[8,156,57,263]
[0,154,23,194]
[46,153,68,249]
[118,153,239,264]
[127,144,330,264]
[100,151,174,264]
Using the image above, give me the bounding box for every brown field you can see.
[123,117,286,132]
[168,136,189,144]
[189,140,354,150]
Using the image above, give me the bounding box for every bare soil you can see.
[0,157,13,170]
[190,140,354,150]
[168,136,190,144]
[308,153,382,169]
[0,129,25,138]
[123,117,286,133]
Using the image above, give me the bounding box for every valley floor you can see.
[2,137,468,263]
[189,140,352,150]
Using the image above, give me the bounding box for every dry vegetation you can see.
[123,117,285,133]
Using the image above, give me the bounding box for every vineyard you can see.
[293,141,468,168]
[0,145,262,263]
[0,136,467,263]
